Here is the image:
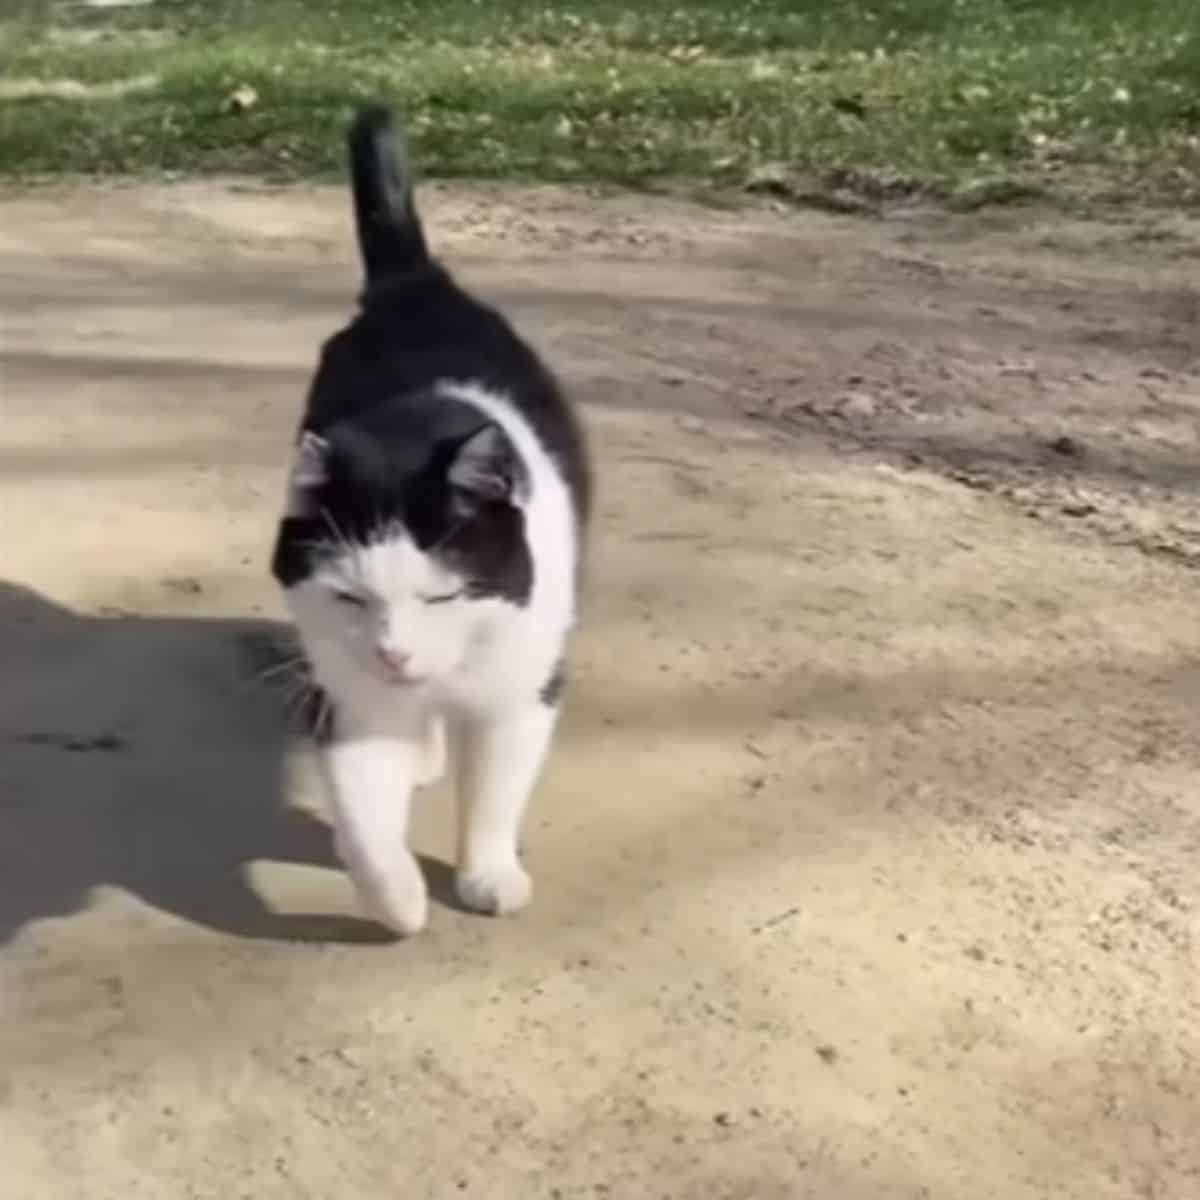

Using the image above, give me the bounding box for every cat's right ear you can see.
[284,432,329,516]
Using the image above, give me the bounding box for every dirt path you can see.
[1,182,1199,1200]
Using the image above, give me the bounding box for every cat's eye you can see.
[422,589,464,606]
[333,589,367,607]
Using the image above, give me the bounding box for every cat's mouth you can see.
[379,666,427,688]
[374,657,435,688]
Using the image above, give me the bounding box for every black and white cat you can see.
[271,106,590,936]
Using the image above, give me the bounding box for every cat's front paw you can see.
[354,853,429,937]
[456,861,532,916]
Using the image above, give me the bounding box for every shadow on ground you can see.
[0,579,429,945]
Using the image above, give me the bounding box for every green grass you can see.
[1,0,1198,204]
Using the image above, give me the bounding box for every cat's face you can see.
[288,531,484,687]
[272,393,533,692]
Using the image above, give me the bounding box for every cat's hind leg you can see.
[414,714,446,789]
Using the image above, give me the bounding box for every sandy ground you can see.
[1,180,1199,1200]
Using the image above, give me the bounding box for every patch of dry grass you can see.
[0,0,1196,206]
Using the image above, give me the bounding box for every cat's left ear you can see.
[284,431,330,516]
[447,424,527,504]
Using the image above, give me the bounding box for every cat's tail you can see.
[348,104,430,283]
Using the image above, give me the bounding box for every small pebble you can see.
[1049,434,1083,457]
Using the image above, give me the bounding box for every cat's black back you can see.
[301,106,590,527]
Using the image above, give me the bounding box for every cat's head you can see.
[272,390,532,690]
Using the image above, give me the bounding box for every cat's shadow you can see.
[0,578,460,947]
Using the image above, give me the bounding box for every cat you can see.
[270,105,590,936]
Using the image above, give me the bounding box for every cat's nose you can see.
[375,645,412,675]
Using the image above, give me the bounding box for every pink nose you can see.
[375,646,412,674]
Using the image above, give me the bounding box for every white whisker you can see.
[247,655,308,684]
[427,517,468,554]
[319,506,355,556]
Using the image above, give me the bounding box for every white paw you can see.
[414,716,446,789]
[456,861,533,916]
[353,853,429,937]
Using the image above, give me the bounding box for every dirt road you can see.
[1,181,1198,1199]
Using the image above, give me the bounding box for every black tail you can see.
[347,105,429,283]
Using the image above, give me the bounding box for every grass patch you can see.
[1,0,1198,203]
